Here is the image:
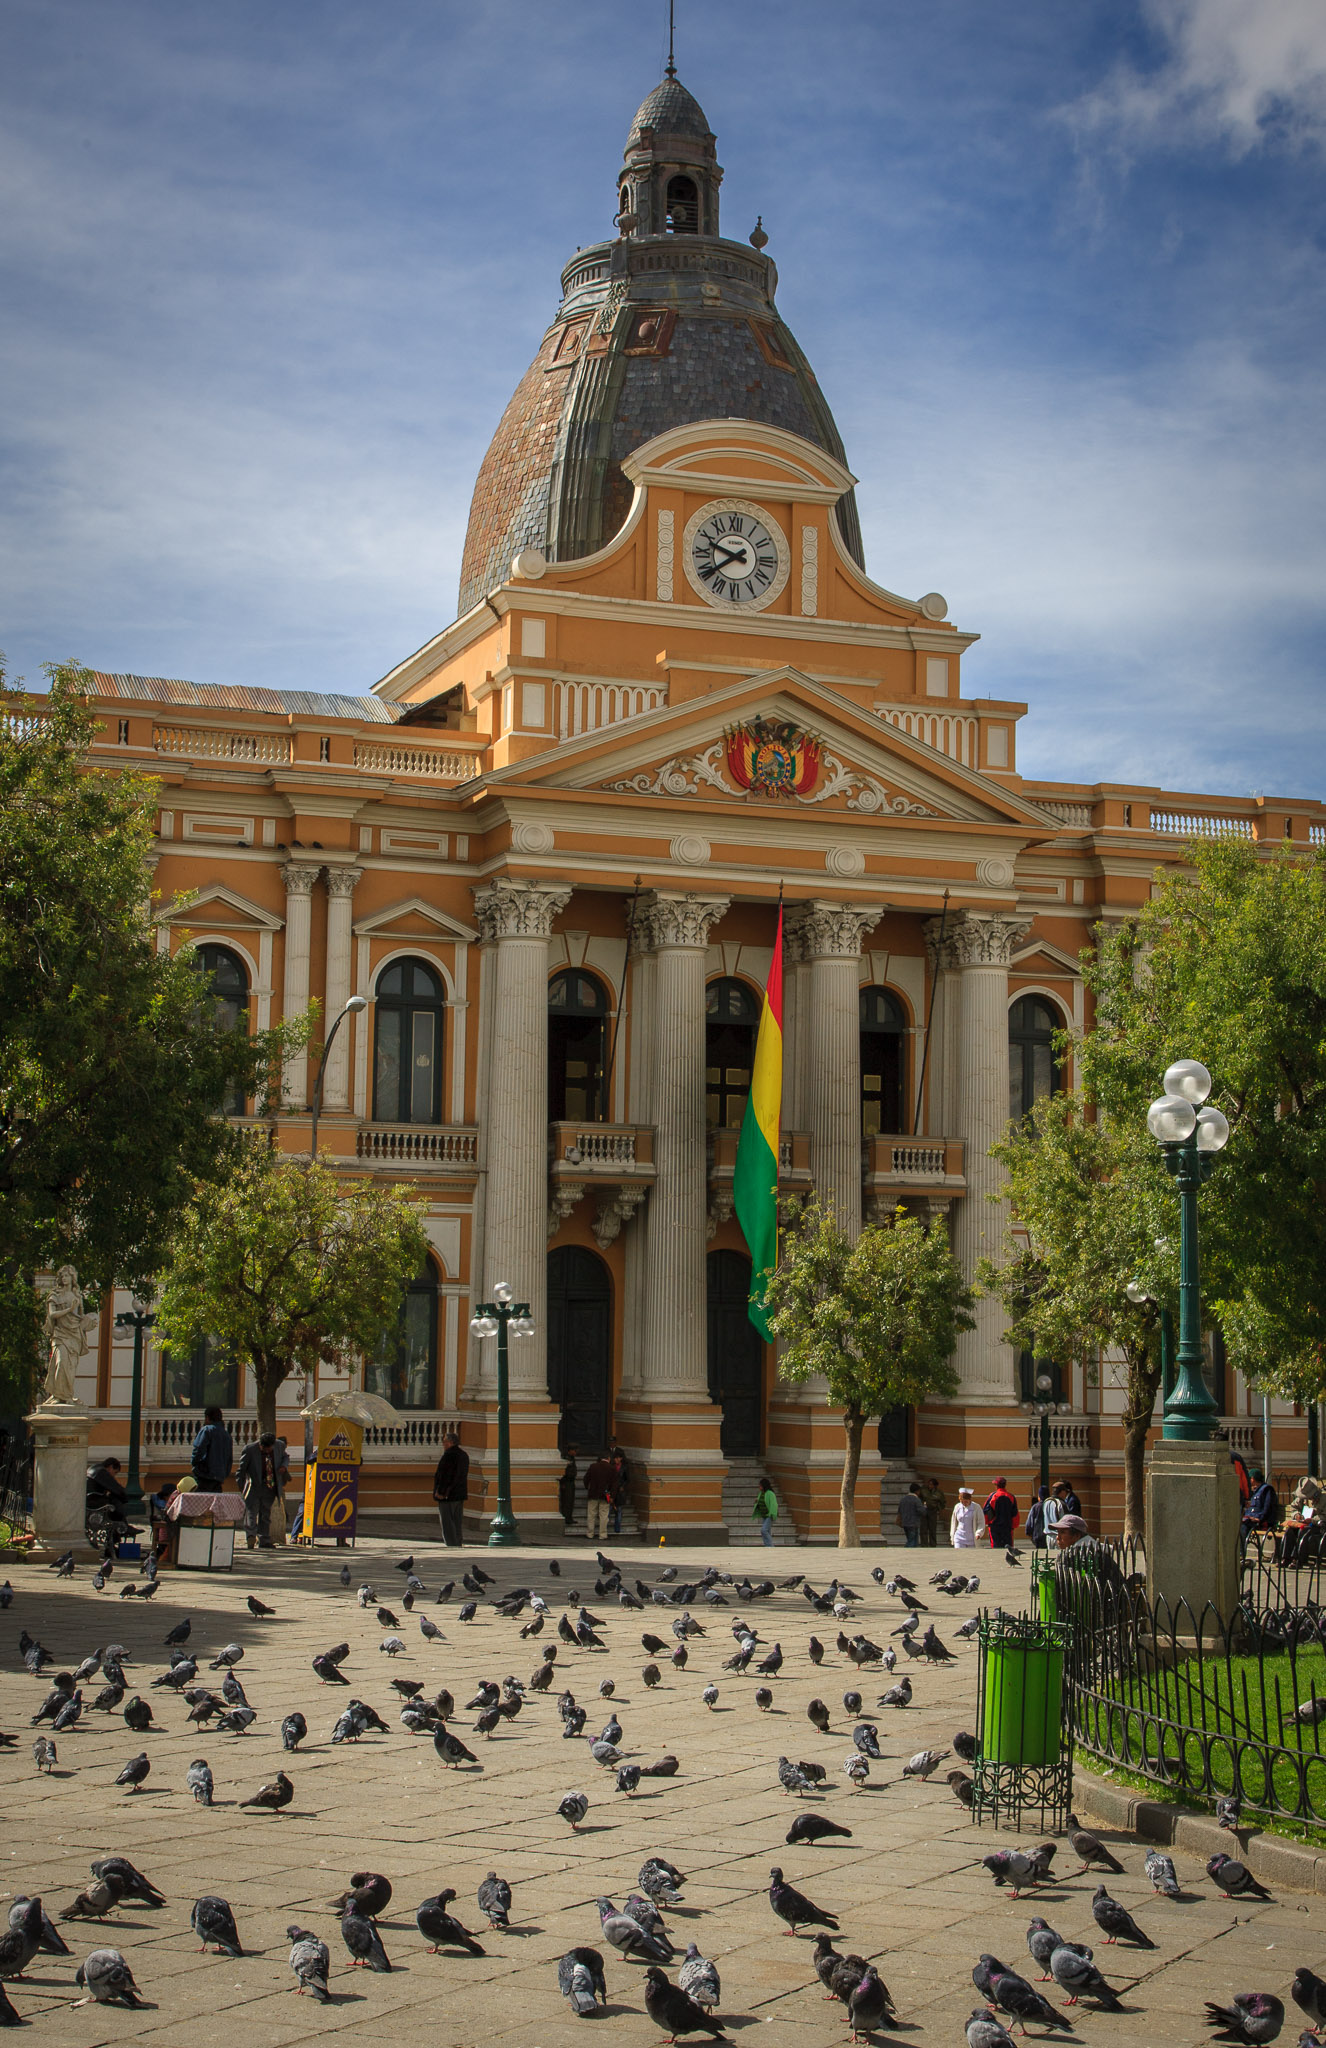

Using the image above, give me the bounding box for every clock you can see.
[681,498,790,612]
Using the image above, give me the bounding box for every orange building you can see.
[75,72,1317,1539]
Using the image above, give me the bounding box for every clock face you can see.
[682,499,790,612]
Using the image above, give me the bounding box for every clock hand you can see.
[711,542,749,569]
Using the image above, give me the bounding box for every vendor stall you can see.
[165,1489,245,1570]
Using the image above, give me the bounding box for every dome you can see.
[627,76,713,147]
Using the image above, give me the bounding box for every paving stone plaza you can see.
[2,1535,1322,2046]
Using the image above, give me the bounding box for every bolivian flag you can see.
[733,906,783,1340]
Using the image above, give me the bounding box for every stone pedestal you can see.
[1145,1438,1241,1619]
[26,1403,96,1559]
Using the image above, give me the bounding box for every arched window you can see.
[548,970,609,1122]
[161,1333,238,1410]
[666,174,699,233]
[1008,995,1064,1122]
[705,978,760,1129]
[366,1257,438,1410]
[373,959,445,1123]
[860,985,906,1136]
[196,943,249,1116]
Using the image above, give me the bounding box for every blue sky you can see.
[3,0,1324,794]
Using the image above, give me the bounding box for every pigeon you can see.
[921,1625,954,1663]
[123,1694,155,1733]
[164,1617,192,1646]
[191,1895,243,1956]
[281,1712,307,1751]
[209,1643,244,1670]
[0,1901,43,1978]
[1049,1943,1123,2009]
[115,1751,151,1793]
[337,1900,391,1971]
[779,1756,812,1797]
[287,1925,331,2000]
[186,1758,214,1805]
[240,1771,294,1815]
[90,1858,164,1907]
[1025,1918,1063,1980]
[808,1636,825,1665]
[843,1752,869,1789]
[1292,1968,1326,2029]
[639,1859,686,1905]
[1066,1812,1124,1875]
[643,1964,727,2040]
[756,1643,783,1676]
[702,1683,719,1710]
[217,1706,257,1734]
[947,1770,974,1807]
[598,1898,672,1963]
[852,1723,882,1759]
[847,1965,894,2042]
[1216,1793,1243,1832]
[73,1948,145,2007]
[966,2009,1017,2048]
[1146,1850,1181,1897]
[1091,1885,1155,1946]
[59,1880,121,1923]
[807,1698,832,1734]
[953,1730,978,1763]
[768,1867,838,1936]
[559,1792,589,1830]
[786,1813,852,1845]
[559,1946,608,2016]
[679,1942,721,2010]
[8,1897,68,1957]
[329,1874,392,1920]
[31,1736,56,1773]
[988,1961,1072,2034]
[640,1754,679,1779]
[433,1727,478,1768]
[617,1763,643,1796]
[91,1681,126,1713]
[312,1653,350,1684]
[417,1890,486,1954]
[1207,1854,1272,1900]
[625,1894,674,1953]
[477,1873,511,1930]
[843,1690,863,1718]
[1203,1994,1286,2043]
[877,1676,912,1708]
[902,1748,949,1779]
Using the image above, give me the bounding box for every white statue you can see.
[41,1267,97,1406]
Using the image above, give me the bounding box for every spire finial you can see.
[666,0,677,77]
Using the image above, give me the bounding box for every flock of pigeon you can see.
[0,1542,1323,2043]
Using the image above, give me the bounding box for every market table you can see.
[164,1488,245,1570]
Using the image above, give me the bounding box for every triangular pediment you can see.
[1012,938,1084,979]
[495,669,1049,829]
[353,896,477,943]
[156,882,284,930]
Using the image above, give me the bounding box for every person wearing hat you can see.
[950,1486,986,1549]
[1053,1512,1091,1549]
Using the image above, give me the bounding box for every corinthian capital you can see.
[473,878,572,941]
[945,910,1034,968]
[635,891,730,951]
[324,864,364,899]
[281,862,323,896]
[784,900,883,960]
[923,915,958,972]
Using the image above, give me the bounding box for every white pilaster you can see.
[280,862,321,1107]
[322,865,362,1111]
[473,879,572,1396]
[786,900,883,1238]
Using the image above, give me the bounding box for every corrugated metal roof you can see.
[89,673,400,723]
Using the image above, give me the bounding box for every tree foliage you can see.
[0,663,304,1413]
[766,1199,972,1546]
[1080,838,1326,1397]
[154,1139,430,1434]
[984,1095,1176,1538]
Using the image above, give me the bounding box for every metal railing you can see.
[0,1427,32,1538]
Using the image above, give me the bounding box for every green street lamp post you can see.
[1145,1058,1230,1443]
[1033,1370,1055,1497]
[309,995,368,1161]
[468,1282,534,1547]
[113,1299,155,1518]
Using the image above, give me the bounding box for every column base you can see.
[613,1397,727,1542]
[1145,1438,1241,1619]
[456,1397,563,1538]
[26,1403,98,1559]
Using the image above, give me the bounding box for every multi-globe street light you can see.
[1144,1058,1230,1442]
[468,1282,535,1547]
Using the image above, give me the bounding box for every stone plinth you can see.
[25,1402,96,1559]
[1145,1438,1241,1620]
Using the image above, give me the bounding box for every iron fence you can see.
[0,1425,32,1539]
[1061,1547,1326,1827]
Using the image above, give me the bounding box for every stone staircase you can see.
[878,1460,920,1545]
[723,1458,799,1545]
[562,1473,641,1541]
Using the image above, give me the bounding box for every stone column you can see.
[636,891,730,1391]
[786,901,882,1238]
[281,862,322,1108]
[473,879,571,1396]
[322,865,363,1112]
[923,919,960,1136]
[26,1402,95,1559]
[945,910,1032,1401]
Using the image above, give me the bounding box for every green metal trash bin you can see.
[972,1607,1073,1829]
[1034,1553,1058,1626]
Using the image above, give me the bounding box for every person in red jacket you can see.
[983,1476,1020,1548]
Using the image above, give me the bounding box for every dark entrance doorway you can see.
[547,1246,612,1456]
[707,1250,764,1457]
[877,1409,910,1458]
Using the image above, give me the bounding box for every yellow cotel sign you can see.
[302,1417,364,1540]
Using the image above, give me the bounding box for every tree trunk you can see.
[255,1359,285,1439]
[1122,1351,1162,1542]
[839,1407,864,1547]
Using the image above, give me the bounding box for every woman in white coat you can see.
[950,1486,986,1549]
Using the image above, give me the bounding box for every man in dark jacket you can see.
[190,1406,234,1490]
[237,1432,279,1549]
[583,1453,613,1544]
[983,1476,1019,1548]
[432,1431,469,1547]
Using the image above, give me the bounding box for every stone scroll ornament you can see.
[41,1267,98,1406]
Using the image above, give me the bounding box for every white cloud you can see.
[1069,0,1326,155]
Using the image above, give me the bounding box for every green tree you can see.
[0,662,303,1412]
[765,1199,972,1546]
[984,1094,1177,1539]
[154,1138,430,1434]
[1080,838,1326,1373]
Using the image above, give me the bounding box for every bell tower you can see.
[616,67,722,239]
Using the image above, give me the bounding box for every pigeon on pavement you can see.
[643,1965,728,2040]
[416,1890,486,1954]
[786,1813,852,1845]
[679,1942,720,2009]
[559,1946,607,2015]
[1146,1850,1181,1897]
[1203,1994,1286,2043]
[341,1903,391,1970]
[115,1752,150,1794]
[1091,1886,1155,1946]
[73,1949,144,2007]
[1049,1943,1124,2010]
[1207,1854,1272,1900]
[186,1759,213,1806]
[767,1868,838,1936]
[1066,1812,1125,1875]
[598,1899,672,1963]
[191,1896,242,1956]
[287,1926,330,2000]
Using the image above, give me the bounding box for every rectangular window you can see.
[409,1009,436,1122]
[520,618,546,658]
[925,657,949,698]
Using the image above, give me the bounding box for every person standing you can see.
[558,1446,579,1528]
[237,1432,279,1549]
[190,1406,233,1491]
[1054,1477,1082,1519]
[1026,1484,1050,1549]
[984,1475,1019,1549]
[950,1486,985,1549]
[432,1430,469,1547]
[921,1475,946,1548]
[896,1482,926,1548]
[584,1452,613,1544]
[607,1445,630,1536]
[753,1476,779,1546]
